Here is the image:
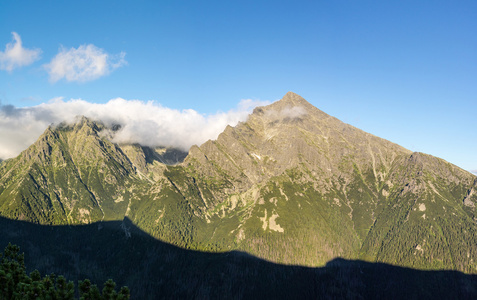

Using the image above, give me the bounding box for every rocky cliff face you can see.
[0,92,476,272]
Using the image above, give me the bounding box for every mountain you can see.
[1,92,476,279]
[0,116,137,224]
[163,92,477,271]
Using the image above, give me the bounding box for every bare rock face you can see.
[185,91,411,195]
[464,178,477,208]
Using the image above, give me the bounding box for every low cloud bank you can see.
[0,98,269,159]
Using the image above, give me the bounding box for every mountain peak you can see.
[251,92,328,122]
[61,115,103,132]
[282,91,305,102]
[276,91,311,108]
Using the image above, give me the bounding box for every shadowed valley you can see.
[0,216,476,299]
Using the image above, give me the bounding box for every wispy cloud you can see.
[265,105,307,120]
[44,44,126,82]
[471,170,477,176]
[0,32,41,71]
[0,98,269,159]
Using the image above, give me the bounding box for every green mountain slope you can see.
[0,116,144,224]
[0,92,476,274]
[360,153,477,272]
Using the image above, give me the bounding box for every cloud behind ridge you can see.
[0,98,268,159]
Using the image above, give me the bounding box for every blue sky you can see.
[0,0,476,172]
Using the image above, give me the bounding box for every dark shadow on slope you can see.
[142,146,188,165]
[0,216,476,300]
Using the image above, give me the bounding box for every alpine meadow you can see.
[0,92,476,298]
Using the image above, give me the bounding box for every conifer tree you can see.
[0,244,130,300]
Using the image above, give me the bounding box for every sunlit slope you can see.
[360,153,477,272]
[0,117,137,223]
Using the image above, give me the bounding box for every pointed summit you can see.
[54,115,104,135]
[274,91,312,109]
[251,91,329,121]
[281,91,306,103]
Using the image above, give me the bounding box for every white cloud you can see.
[0,32,41,71]
[280,106,307,119]
[44,44,126,82]
[265,105,307,120]
[0,98,269,160]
